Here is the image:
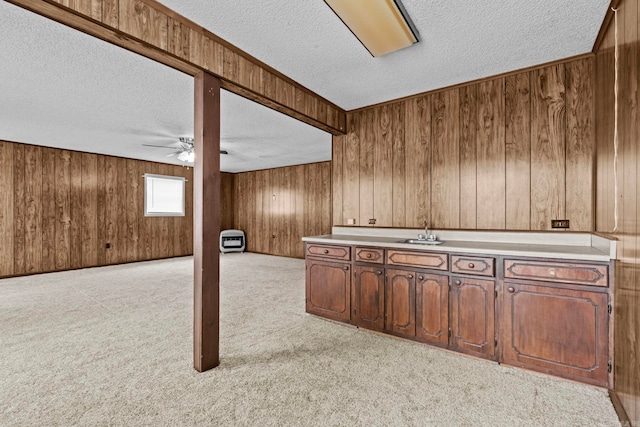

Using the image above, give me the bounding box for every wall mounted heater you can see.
[220,229,245,253]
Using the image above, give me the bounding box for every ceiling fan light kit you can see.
[143,137,228,164]
[324,0,419,57]
[177,137,195,163]
[177,150,195,163]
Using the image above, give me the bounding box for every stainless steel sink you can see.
[398,238,443,245]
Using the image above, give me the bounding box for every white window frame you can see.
[144,173,186,217]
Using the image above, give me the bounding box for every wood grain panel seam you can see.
[564,65,568,227]
[529,71,534,229]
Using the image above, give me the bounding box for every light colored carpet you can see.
[0,253,620,426]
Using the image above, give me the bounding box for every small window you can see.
[144,173,185,217]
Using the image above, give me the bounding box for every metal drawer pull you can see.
[408,274,413,279]
[376,270,382,275]
[549,269,556,276]
[324,249,329,254]
[343,266,349,271]
[468,263,475,268]
[367,253,372,258]
[507,287,515,293]
[418,275,424,281]
[455,280,461,285]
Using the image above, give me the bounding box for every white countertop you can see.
[302,227,616,262]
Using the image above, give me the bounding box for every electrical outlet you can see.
[368,218,376,225]
[551,219,570,229]
[347,218,356,225]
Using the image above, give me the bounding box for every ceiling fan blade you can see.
[142,144,179,149]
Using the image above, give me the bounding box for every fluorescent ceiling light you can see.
[325,0,418,57]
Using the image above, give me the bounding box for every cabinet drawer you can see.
[306,244,351,261]
[451,255,495,277]
[355,247,384,264]
[504,260,608,287]
[386,250,448,271]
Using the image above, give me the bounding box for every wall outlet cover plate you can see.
[551,219,570,228]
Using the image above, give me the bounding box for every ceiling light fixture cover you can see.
[177,137,195,163]
[177,150,195,163]
[324,0,418,57]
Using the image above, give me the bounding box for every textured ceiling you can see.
[0,2,331,172]
[0,1,609,172]
[160,0,609,110]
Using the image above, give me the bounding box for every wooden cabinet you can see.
[386,250,448,270]
[304,241,613,387]
[501,282,609,387]
[355,247,384,264]
[504,259,608,287]
[306,243,351,261]
[353,265,385,331]
[450,276,496,359]
[385,268,416,337]
[451,255,495,277]
[305,259,351,322]
[415,273,449,346]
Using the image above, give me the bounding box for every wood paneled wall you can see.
[333,57,595,231]
[0,140,199,278]
[220,172,234,231]
[232,162,331,259]
[9,0,346,135]
[596,0,640,422]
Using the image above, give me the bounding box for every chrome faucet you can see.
[418,223,431,241]
[423,223,436,241]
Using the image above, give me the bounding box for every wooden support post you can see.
[193,71,221,372]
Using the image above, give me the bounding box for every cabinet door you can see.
[305,259,351,322]
[353,265,385,331]
[501,282,609,387]
[415,273,449,346]
[385,268,416,337]
[450,277,495,359]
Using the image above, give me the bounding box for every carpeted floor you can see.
[0,253,620,426]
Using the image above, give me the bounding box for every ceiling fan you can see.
[142,137,228,163]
